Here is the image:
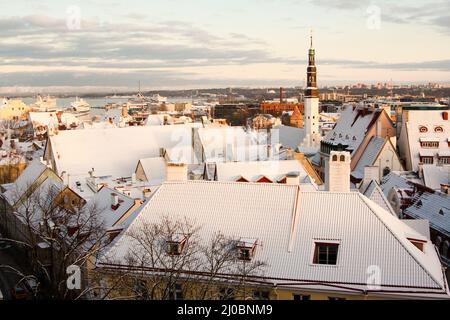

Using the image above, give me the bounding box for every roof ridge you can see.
[358,193,444,289]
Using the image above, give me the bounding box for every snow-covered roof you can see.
[361,180,397,216]
[272,125,306,150]
[197,127,273,162]
[85,186,139,231]
[144,114,167,126]
[404,191,450,238]
[98,181,449,298]
[28,112,58,128]
[136,157,166,184]
[2,160,49,205]
[351,136,386,180]
[46,124,201,177]
[422,165,450,190]
[322,106,382,156]
[380,171,420,197]
[215,160,312,184]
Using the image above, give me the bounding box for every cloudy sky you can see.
[0,0,449,92]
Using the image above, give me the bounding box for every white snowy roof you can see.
[46,124,201,177]
[404,191,450,238]
[215,160,311,183]
[98,181,449,298]
[361,180,397,216]
[422,165,450,190]
[352,136,386,180]
[2,160,49,205]
[136,157,167,184]
[272,125,306,150]
[380,171,419,197]
[85,186,139,231]
[197,127,272,162]
[28,112,58,128]
[144,114,167,126]
[323,107,382,155]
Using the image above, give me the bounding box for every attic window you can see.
[236,238,258,261]
[419,126,428,133]
[166,234,188,256]
[313,242,339,265]
[435,126,444,133]
[439,208,445,215]
[407,238,426,252]
[416,200,423,207]
[352,136,356,141]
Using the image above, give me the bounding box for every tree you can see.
[96,215,267,300]
[0,179,113,299]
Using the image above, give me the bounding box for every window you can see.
[236,238,258,261]
[439,157,450,165]
[332,155,337,161]
[435,126,444,133]
[439,209,444,215]
[383,167,391,177]
[134,280,148,300]
[419,156,434,164]
[408,238,426,252]
[293,294,311,301]
[419,126,428,133]
[313,242,339,265]
[420,141,439,148]
[219,288,235,300]
[166,235,187,256]
[253,290,270,300]
[340,155,345,162]
[169,284,183,300]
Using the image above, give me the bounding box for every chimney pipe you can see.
[280,87,284,103]
[111,193,119,208]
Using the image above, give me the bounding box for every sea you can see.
[21,97,196,117]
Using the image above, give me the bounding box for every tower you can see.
[303,33,320,145]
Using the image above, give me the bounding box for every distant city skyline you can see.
[0,0,449,92]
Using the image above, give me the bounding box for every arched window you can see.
[383,167,391,177]
[332,155,338,161]
[340,155,345,162]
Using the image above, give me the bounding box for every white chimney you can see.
[166,163,188,181]
[111,193,119,207]
[131,173,137,183]
[363,165,380,185]
[325,151,351,192]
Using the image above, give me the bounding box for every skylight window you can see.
[313,242,339,265]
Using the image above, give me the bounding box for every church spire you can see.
[305,33,318,98]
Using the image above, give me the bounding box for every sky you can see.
[0,0,449,92]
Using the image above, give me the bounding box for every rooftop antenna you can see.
[310,28,313,48]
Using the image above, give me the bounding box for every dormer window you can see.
[439,208,445,215]
[313,242,339,265]
[236,238,258,261]
[408,238,426,252]
[166,234,188,256]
